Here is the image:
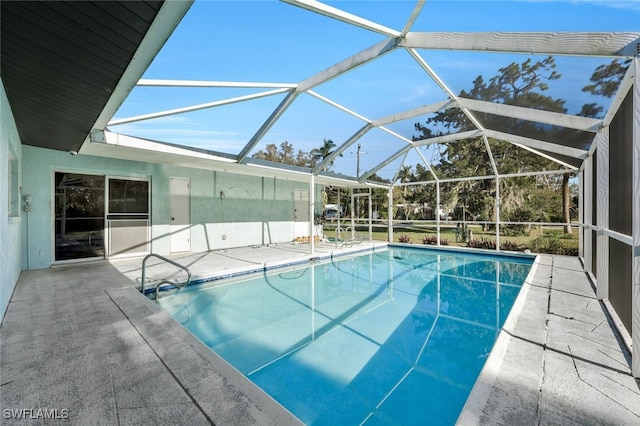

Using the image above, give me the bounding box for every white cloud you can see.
[400,84,433,103]
[522,0,640,12]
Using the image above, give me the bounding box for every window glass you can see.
[54,173,105,260]
[108,179,149,214]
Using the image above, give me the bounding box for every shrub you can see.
[529,231,578,256]
[398,234,411,243]
[499,240,521,251]
[502,207,533,236]
[467,237,496,250]
[422,235,437,245]
[422,235,450,246]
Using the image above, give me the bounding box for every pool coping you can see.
[456,254,541,424]
[107,285,304,425]
[147,243,388,296]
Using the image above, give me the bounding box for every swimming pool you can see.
[157,246,534,425]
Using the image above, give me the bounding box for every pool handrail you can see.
[334,226,363,248]
[141,253,192,296]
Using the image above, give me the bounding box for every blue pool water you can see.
[157,247,534,425]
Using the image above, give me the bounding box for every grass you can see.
[323,223,579,255]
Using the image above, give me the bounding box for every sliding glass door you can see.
[54,172,150,261]
[54,173,105,261]
[107,178,150,257]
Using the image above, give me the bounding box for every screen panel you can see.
[608,238,632,334]
[609,91,633,236]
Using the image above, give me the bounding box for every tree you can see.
[413,56,577,232]
[567,58,632,233]
[252,141,311,167]
[397,165,413,198]
[582,58,631,99]
[310,139,342,171]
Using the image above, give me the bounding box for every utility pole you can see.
[350,143,367,218]
[351,143,367,178]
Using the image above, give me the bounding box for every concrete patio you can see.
[1,244,639,425]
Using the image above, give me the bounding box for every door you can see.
[54,173,105,261]
[170,177,191,252]
[107,178,150,257]
[293,189,309,239]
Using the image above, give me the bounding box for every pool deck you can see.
[1,243,639,425]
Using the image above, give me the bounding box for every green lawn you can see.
[323,223,579,255]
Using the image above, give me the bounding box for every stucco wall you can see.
[1,81,23,321]
[21,145,321,270]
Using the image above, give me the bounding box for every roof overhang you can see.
[1,0,193,153]
[82,131,384,189]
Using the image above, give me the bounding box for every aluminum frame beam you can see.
[457,98,602,132]
[401,0,425,37]
[298,37,400,92]
[483,129,588,159]
[137,79,298,89]
[314,124,372,173]
[401,32,640,56]
[371,100,454,127]
[109,88,291,125]
[238,90,299,162]
[281,0,401,37]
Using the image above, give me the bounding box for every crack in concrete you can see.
[548,286,599,300]
[568,345,640,419]
[596,348,632,370]
[548,311,577,321]
[590,319,605,332]
[566,330,624,352]
[109,367,121,426]
[545,304,599,325]
[536,257,554,426]
[600,372,640,397]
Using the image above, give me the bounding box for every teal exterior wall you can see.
[21,145,322,270]
[1,80,23,321]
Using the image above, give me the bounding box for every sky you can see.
[110,0,640,180]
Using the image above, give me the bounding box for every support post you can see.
[310,174,315,255]
[495,177,500,251]
[632,57,640,378]
[584,154,593,274]
[350,188,355,240]
[579,169,585,259]
[388,186,394,243]
[436,181,441,245]
[368,188,373,240]
[596,129,610,300]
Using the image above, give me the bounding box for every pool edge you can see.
[107,286,304,425]
[455,254,542,425]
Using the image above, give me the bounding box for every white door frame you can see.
[170,177,191,253]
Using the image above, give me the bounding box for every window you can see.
[108,179,149,214]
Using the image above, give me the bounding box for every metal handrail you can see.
[141,253,192,296]
[154,279,177,301]
[345,226,363,245]
[334,226,363,248]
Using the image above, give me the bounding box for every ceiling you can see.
[0,0,189,152]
